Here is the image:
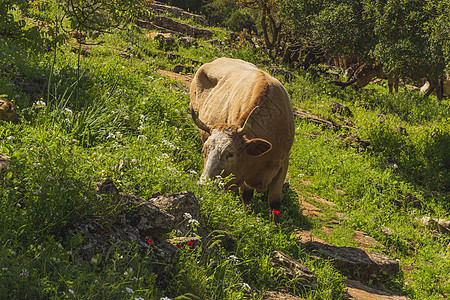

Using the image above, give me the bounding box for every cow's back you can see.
[190,57,294,160]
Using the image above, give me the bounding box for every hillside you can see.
[1,2,450,300]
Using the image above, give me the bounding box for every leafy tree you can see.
[238,0,283,58]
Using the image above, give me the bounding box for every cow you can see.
[189,57,295,223]
[353,63,399,93]
[420,78,449,100]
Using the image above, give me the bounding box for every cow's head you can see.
[190,104,272,187]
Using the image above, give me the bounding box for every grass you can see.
[1,8,450,299]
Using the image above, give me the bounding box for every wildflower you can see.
[160,297,172,300]
[32,100,46,108]
[240,282,251,290]
[125,287,134,294]
[187,240,194,247]
[7,136,13,140]
[148,238,153,244]
[188,219,199,227]
[272,209,280,216]
[131,158,137,164]
[90,258,98,265]
[176,244,182,249]
[64,108,73,115]
[228,255,239,262]
[2,267,8,272]
[134,298,145,300]
[183,212,192,220]
[20,269,29,278]
[68,289,74,294]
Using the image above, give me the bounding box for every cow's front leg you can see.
[268,160,289,223]
[239,183,254,211]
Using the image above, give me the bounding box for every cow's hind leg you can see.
[268,159,289,223]
[239,183,254,211]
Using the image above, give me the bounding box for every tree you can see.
[238,0,283,59]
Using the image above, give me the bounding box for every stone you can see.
[96,178,119,196]
[331,101,353,117]
[150,191,201,236]
[0,153,10,171]
[270,250,317,287]
[167,236,202,248]
[336,133,371,150]
[345,279,407,299]
[307,242,399,281]
[122,193,176,236]
[173,64,193,74]
[419,216,450,236]
[263,291,305,300]
[178,36,197,48]
[66,221,149,259]
[0,98,20,124]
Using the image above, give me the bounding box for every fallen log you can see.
[292,107,355,131]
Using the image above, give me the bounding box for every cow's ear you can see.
[246,138,272,156]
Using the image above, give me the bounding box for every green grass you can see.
[1,9,450,299]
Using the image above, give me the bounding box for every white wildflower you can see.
[32,100,46,108]
[189,170,197,175]
[125,287,134,294]
[183,213,192,220]
[131,158,137,164]
[240,282,251,290]
[20,269,29,278]
[137,135,147,140]
[90,258,98,265]
[188,219,199,227]
[7,136,14,140]
[160,297,171,300]
[64,108,73,115]
[115,132,123,139]
[68,289,74,294]
[228,255,239,262]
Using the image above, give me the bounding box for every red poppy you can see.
[272,209,280,216]
[176,244,182,249]
[148,238,153,244]
[187,240,194,247]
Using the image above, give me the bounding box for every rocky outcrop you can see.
[150,1,208,25]
[305,241,399,281]
[137,16,213,39]
[0,98,20,124]
[271,250,317,286]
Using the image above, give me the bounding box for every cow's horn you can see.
[237,106,259,136]
[190,103,211,134]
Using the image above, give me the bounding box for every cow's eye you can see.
[225,152,234,159]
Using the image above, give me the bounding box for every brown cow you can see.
[190,57,295,222]
[353,63,399,93]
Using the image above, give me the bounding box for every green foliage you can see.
[1,4,450,299]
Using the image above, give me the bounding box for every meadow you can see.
[1,11,450,299]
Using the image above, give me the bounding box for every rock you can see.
[173,64,194,74]
[345,279,407,299]
[0,153,10,171]
[307,242,399,281]
[122,193,176,236]
[150,191,201,236]
[96,178,119,196]
[0,98,20,124]
[331,101,353,117]
[154,33,177,50]
[178,36,197,48]
[336,133,371,150]
[418,216,450,236]
[263,291,305,300]
[270,250,316,287]
[66,221,149,259]
[167,236,202,248]
[150,1,208,26]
